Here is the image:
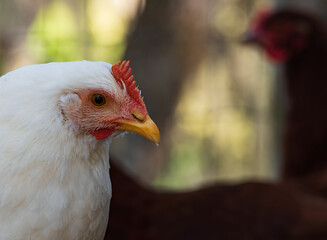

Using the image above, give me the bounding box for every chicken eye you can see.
[91,94,106,106]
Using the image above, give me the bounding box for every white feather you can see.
[0,61,122,239]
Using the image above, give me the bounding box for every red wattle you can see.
[91,128,115,140]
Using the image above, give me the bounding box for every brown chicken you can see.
[245,8,327,196]
[105,158,327,240]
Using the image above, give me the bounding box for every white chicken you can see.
[0,60,160,239]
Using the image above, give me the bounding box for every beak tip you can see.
[154,136,160,145]
[149,128,160,145]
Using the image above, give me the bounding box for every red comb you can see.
[111,60,144,106]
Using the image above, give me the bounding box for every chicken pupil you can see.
[94,94,104,105]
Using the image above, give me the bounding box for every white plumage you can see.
[0,61,159,239]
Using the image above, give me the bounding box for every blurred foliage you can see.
[27,1,81,61]
[26,0,128,63]
[153,0,275,189]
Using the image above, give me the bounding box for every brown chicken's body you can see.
[282,11,327,182]
[106,160,327,240]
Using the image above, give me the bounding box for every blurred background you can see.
[1,0,327,189]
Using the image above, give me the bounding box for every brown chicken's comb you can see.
[111,60,144,106]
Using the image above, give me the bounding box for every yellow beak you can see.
[115,116,160,144]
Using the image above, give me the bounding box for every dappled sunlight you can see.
[211,4,248,39]
[156,56,267,189]
[87,0,129,61]
[24,0,144,64]
[155,0,275,189]
[27,1,80,62]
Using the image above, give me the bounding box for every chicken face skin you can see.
[60,87,160,143]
